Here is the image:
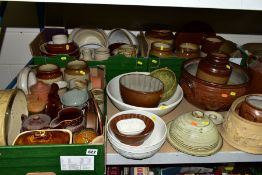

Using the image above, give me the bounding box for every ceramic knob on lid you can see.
[21,114,51,131]
[196,52,232,84]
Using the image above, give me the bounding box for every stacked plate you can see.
[107,110,167,159]
[106,72,183,116]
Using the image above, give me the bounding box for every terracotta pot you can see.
[180,58,250,111]
[36,64,63,85]
[196,52,232,84]
[239,95,262,123]
[145,30,174,53]
[149,42,174,58]
[221,95,262,154]
[29,81,50,103]
[175,42,200,59]
[64,60,90,82]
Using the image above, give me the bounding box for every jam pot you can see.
[21,113,51,131]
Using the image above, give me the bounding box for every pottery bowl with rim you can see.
[119,73,164,108]
[221,94,262,154]
[61,89,88,108]
[150,67,177,101]
[180,58,250,111]
[109,113,155,146]
[107,110,167,159]
[167,110,223,156]
[106,72,183,116]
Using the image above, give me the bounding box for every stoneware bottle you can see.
[196,52,232,84]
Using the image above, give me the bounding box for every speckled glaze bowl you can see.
[180,58,250,111]
[221,95,262,154]
[150,67,177,101]
[119,73,164,108]
[167,111,222,156]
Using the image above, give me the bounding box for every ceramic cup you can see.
[239,95,262,123]
[52,34,68,44]
[201,36,223,54]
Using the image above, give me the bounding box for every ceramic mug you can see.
[239,95,262,123]
[52,34,68,44]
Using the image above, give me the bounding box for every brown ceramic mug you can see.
[201,36,223,54]
[239,95,262,123]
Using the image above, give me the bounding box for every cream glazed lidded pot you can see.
[167,110,223,156]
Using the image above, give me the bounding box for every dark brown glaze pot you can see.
[36,64,63,85]
[201,36,224,54]
[196,52,232,84]
[40,43,80,58]
[239,95,262,123]
[175,42,200,59]
[149,41,174,58]
[180,58,250,111]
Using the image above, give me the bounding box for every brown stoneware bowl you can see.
[119,73,164,107]
[109,113,154,146]
[239,94,262,123]
[180,58,250,111]
[45,41,79,54]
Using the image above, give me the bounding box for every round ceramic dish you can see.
[221,95,262,154]
[12,129,72,145]
[71,28,108,48]
[150,67,177,101]
[61,89,89,108]
[0,89,28,145]
[107,110,167,159]
[39,43,80,58]
[167,111,223,156]
[106,72,183,116]
[180,58,250,111]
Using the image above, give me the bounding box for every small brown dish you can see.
[239,95,262,123]
[12,129,72,145]
[119,73,164,108]
[39,43,80,58]
[73,129,98,144]
[109,113,154,146]
[45,42,79,54]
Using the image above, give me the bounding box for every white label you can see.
[60,156,94,171]
[86,149,98,156]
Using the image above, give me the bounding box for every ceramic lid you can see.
[22,114,51,131]
[167,110,222,156]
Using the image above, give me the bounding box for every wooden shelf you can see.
[106,97,262,165]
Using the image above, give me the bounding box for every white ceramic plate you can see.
[108,28,138,47]
[106,72,183,116]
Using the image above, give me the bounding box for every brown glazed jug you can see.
[196,52,232,84]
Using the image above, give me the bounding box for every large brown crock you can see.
[180,58,250,111]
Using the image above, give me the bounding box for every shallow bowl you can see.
[45,41,79,54]
[61,89,88,107]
